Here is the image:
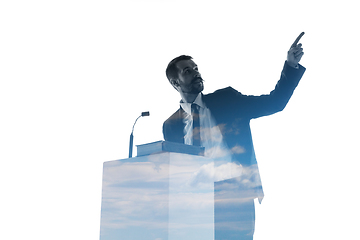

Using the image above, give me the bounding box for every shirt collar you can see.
[180,93,205,115]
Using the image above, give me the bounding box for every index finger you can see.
[291,32,305,48]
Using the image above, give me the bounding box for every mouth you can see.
[190,77,204,93]
[192,77,203,84]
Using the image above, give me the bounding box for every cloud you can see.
[100,154,262,235]
[103,161,169,186]
[101,153,216,230]
[230,145,246,154]
[204,145,232,159]
[188,162,262,189]
[200,124,226,144]
[188,162,244,187]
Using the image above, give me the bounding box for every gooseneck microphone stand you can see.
[129,111,150,158]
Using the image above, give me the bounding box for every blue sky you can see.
[1,0,359,240]
[100,153,263,240]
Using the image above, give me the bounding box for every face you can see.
[174,59,204,94]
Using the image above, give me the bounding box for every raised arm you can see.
[242,32,306,118]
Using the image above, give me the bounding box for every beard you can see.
[192,81,204,93]
[187,77,204,94]
[191,77,204,94]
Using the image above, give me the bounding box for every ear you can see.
[170,78,179,87]
[169,78,180,92]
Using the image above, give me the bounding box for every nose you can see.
[194,73,201,79]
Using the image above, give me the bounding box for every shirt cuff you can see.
[286,60,299,69]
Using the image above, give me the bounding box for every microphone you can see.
[141,111,150,117]
[129,111,150,158]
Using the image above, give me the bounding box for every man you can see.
[163,33,306,239]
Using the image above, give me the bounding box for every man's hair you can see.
[165,55,193,83]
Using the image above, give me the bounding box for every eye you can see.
[194,66,198,71]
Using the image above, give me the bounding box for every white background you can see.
[1,0,359,239]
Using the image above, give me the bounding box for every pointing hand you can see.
[287,32,305,68]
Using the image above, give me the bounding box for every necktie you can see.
[191,103,201,146]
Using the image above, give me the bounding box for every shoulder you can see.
[163,108,185,143]
[203,86,244,103]
[206,86,242,97]
[211,86,239,94]
[163,108,183,126]
[202,87,248,115]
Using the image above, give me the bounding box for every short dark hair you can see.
[166,55,193,83]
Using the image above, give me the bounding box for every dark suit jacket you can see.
[163,62,306,167]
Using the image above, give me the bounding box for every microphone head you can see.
[141,111,150,117]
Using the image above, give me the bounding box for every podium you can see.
[99,143,263,240]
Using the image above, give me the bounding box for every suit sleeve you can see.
[241,61,306,119]
[163,121,171,141]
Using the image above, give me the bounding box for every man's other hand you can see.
[287,32,305,68]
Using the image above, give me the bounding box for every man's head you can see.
[166,55,204,95]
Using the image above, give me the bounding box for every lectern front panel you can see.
[99,152,214,240]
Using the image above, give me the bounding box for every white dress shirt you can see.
[180,93,232,160]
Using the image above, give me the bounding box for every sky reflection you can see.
[100,152,262,240]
